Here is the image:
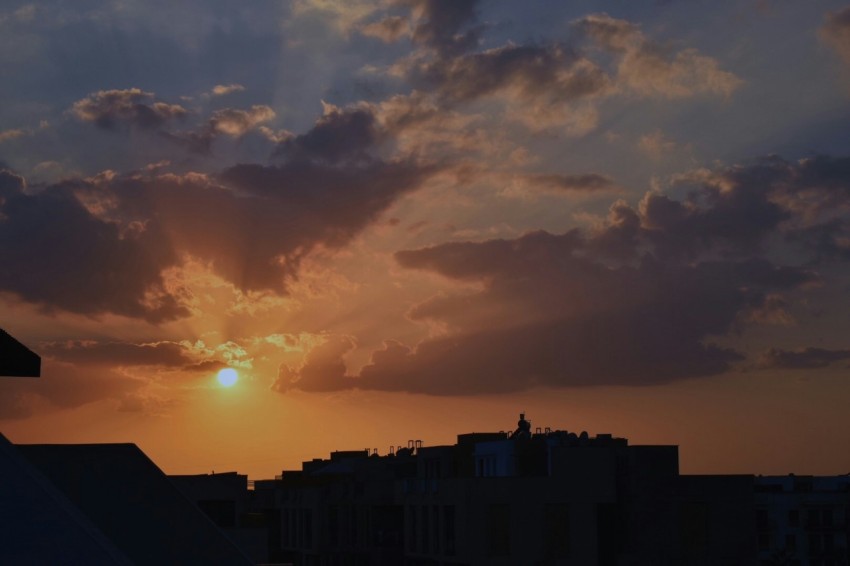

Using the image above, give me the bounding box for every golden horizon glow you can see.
[216,368,238,387]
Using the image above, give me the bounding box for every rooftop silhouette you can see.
[0,328,40,377]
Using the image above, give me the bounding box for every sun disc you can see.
[217,368,238,387]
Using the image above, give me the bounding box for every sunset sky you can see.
[2,0,850,479]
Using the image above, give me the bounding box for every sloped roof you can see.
[0,328,40,377]
[16,443,253,565]
[0,433,131,564]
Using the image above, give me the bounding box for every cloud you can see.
[276,102,380,163]
[820,6,850,66]
[0,128,26,143]
[41,340,192,367]
[273,334,357,392]
[210,83,246,96]
[71,88,187,130]
[0,169,185,322]
[166,105,276,153]
[409,0,481,56]
[574,13,741,98]
[759,347,850,369]
[209,105,275,136]
[277,151,850,395]
[522,173,616,193]
[360,15,410,42]
[0,360,143,420]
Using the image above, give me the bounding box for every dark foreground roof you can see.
[0,434,131,564]
[15,442,253,565]
[0,328,40,377]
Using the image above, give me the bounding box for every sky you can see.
[2,0,850,479]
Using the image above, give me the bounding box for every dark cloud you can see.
[0,170,185,322]
[360,16,410,42]
[409,0,481,56]
[0,361,143,420]
[0,105,438,320]
[820,6,850,65]
[410,42,608,105]
[524,173,615,193]
[276,103,381,164]
[41,340,191,367]
[71,89,187,130]
[165,104,276,154]
[273,335,357,393]
[276,152,850,395]
[573,13,741,98]
[759,347,850,369]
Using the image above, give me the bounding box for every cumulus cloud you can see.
[574,13,742,98]
[278,153,850,395]
[71,88,187,130]
[820,6,850,65]
[360,15,410,42]
[759,347,850,369]
[0,101,439,320]
[276,102,380,163]
[0,170,185,322]
[390,7,737,134]
[210,83,246,96]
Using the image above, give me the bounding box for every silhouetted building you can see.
[0,328,40,377]
[755,475,850,565]
[171,471,276,563]
[7,441,253,565]
[257,415,761,565]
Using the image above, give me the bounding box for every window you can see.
[786,533,796,551]
[486,504,511,557]
[789,509,799,527]
[443,506,456,556]
[545,503,570,558]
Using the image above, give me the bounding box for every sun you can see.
[216,368,238,387]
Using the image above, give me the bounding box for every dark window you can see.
[789,509,799,527]
[486,504,511,557]
[786,533,796,551]
[758,532,770,551]
[422,506,429,554]
[545,503,570,558]
[681,502,708,555]
[822,508,833,528]
[408,506,416,553]
[197,499,236,528]
[757,508,769,530]
[808,509,821,528]
[443,506,456,556]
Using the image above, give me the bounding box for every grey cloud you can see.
[276,103,381,164]
[574,13,741,98]
[71,88,187,130]
[360,16,410,42]
[0,360,143,420]
[411,42,608,105]
[278,151,850,395]
[820,6,850,65]
[0,100,440,320]
[0,170,185,322]
[409,0,481,56]
[759,347,850,369]
[524,173,615,193]
[41,340,191,367]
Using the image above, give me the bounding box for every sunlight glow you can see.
[217,368,238,387]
